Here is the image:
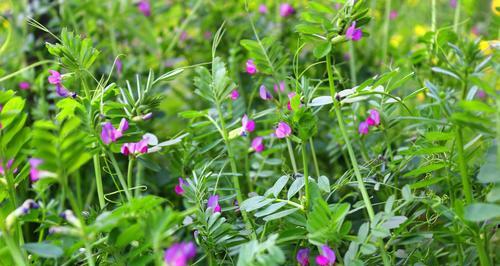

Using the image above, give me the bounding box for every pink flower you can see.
[315,245,336,266]
[48,70,62,85]
[0,159,16,175]
[450,0,457,8]
[297,248,310,266]
[138,0,151,16]
[345,21,363,41]
[179,31,188,42]
[203,31,212,40]
[280,3,295,17]
[101,118,129,145]
[476,90,486,99]
[259,85,273,100]
[19,82,30,90]
[175,178,186,195]
[230,89,240,100]
[164,242,196,266]
[246,59,257,75]
[258,4,268,14]
[366,109,380,126]
[241,114,255,135]
[115,59,123,76]
[274,81,285,93]
[389,10,398,20]
[251,137,265,152]
[275,122,292,138]
[121,135,150,156]
[29,158,43,182]
[358,121,369,135]
[207,195,221,213]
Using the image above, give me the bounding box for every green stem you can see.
[381,0,391,67]
[286,138,298,174]
[127,158,135,189]
[431,0,436,32]
[309,138,320,177]
[93,154,105,209]
[475,235,491,266]
[455,128,472,203]
[135,161,145,197]
[453,0,461,33]
[107,152,133,201]
[348,42,357,85]
[301,142,310,211]
[2,231,27,266]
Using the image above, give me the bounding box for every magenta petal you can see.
[207,195,221,213]
[230,89,240,100]
[321,245,336,264]
[275,122,291,139]
[246,59,257,75]
[48,70,61,85]
[101,122,114,144]
[368,109,380,126]
[358,121,369,135]
[118,118,129,132]
[259,85,272,100]
[315,255,329,266]
[251,137,265,152]
[296,248,310,266]
[121,144,131,156]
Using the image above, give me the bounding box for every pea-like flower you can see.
[175,178,187,195]
[251,136,265,152]
[138,0,151,16]
[0,159,16,175]
[258,4,268,14]
[274,81,285,93]
[48,70,75,98]
[315,245,336,266]
[358,121,369,135]
[29,158,44,182]
[280,3,295,17]
[230,89,240,100]
[246,59,257,75]
[259,85,273,100]
[345,21,363,41]
[275,122,292,139]
[48,70,62,85]
[5,199,39,230]
[241,114,255,135]
[19,82,30,90]
[121,137,149,156]
[207,195,221,213]
[389,10,398,20]
[101,118,129,145]
[366,109,380,126]
[164,242,196,266]
[296,248,310,266]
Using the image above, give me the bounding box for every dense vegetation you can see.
[0,0,499,265]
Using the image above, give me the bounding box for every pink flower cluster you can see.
[358,109,380,135]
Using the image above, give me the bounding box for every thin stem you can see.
[93,154,105,209]
[107,152,133,201]
[455,128,472,203]
[431,0,436,32]
[301,142,310,211]
[135,161,145,197]
[453,0,461,33]
[2,231,27,266]
[286,138,298,174]
[309,138,320,177]
[127,158,135,189]
[381,0,391,67]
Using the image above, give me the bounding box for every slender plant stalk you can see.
[301,142,310,211]
[309,138,320,177]
[326,54,391,265]
[286,138,298,173]
[127,158,135,189]
[135,161,145,197]
[2,231,27,266]
[93,154,105,209]
[455,128,472,203]
[107,152,133,201]
[453,0,460,33]
[381,0,391,67]
[431,0,436,32]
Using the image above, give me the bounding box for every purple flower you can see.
[19,82,30,90]
[207,195,221,213]
[138,0,151,16]
[164,242,196,266]
[203,31,212,40]
[358,121,369,135]
[55,84,75,98]
[48,70,62,85]
[280,3,295,17]
[275,122,292,139]
[258,4,268,14]
[315,245,336,266]
[0,159,16,175]
[179,31,188,42]
[345,21,363,41]
[287,92,296,110]
[175,178,186,195]
[259,85,273,100]
[389,10,398,20]
[297,248,310,266]
[450,0,457,8]
[343,53,351,61]
[230,89,240,100]
[101,118,129,144]
[121,136,149,156]
[142,112,153,120]
[116,59,123,76]
[241,114,256,135]
[251,136,265,152]
[476,90,486,99]
[29,158,43,182]
[246,59,257,75]
[366,109,380,126]
[274,81,285,93]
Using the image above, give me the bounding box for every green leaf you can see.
[313,42,332,59]
[464,203,500,222]
[403,163,446,177]
[288,177,304,199]
[23,243,63,258]
[317,176,330,193]
[263,208,299,221]
[477,145,498,183]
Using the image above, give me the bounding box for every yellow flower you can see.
[492,0,500,16]
[479,40,499,55]
[417,91,426,102]
[414,25,428,37]
[390,34,403,47]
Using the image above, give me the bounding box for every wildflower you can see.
[0,159,16,175]
[6,199,39,230]
[366,109,380,126]
[164,242,196,266]
[280,3,295,17]
[207,195,221,213]
[390,34,403,47]
[246,59,257,75]
[121,136,150,156]
[137,0,151,16]
[450,0,457,8]
[179,31,188,42]
[334,3,342,10]
[479,40,499,55]
[115,59,123,76]
[175,178,186,195]
[29,158,44,182]
[315,245,336,266]
[296,248,310,266]
[274,81,285,93]
[259,85,273,100]
[358,121,369,135]
[203,31,212,40]
[476,90,486,99]
[287,92,296,110]
[389,10,398,20]
[60,210,81,228]
[275,122,292,138]
[142,112,153,120]
[241,114,256,135]
[251,136,265,152]
[48,70,62,85]
[19,82,30,90]
[346,21,363,41]
[414,25,428,37]
[230,89,240,100]
[101,118,129,144]
[258,4,268,14]
[48,70,75,98]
